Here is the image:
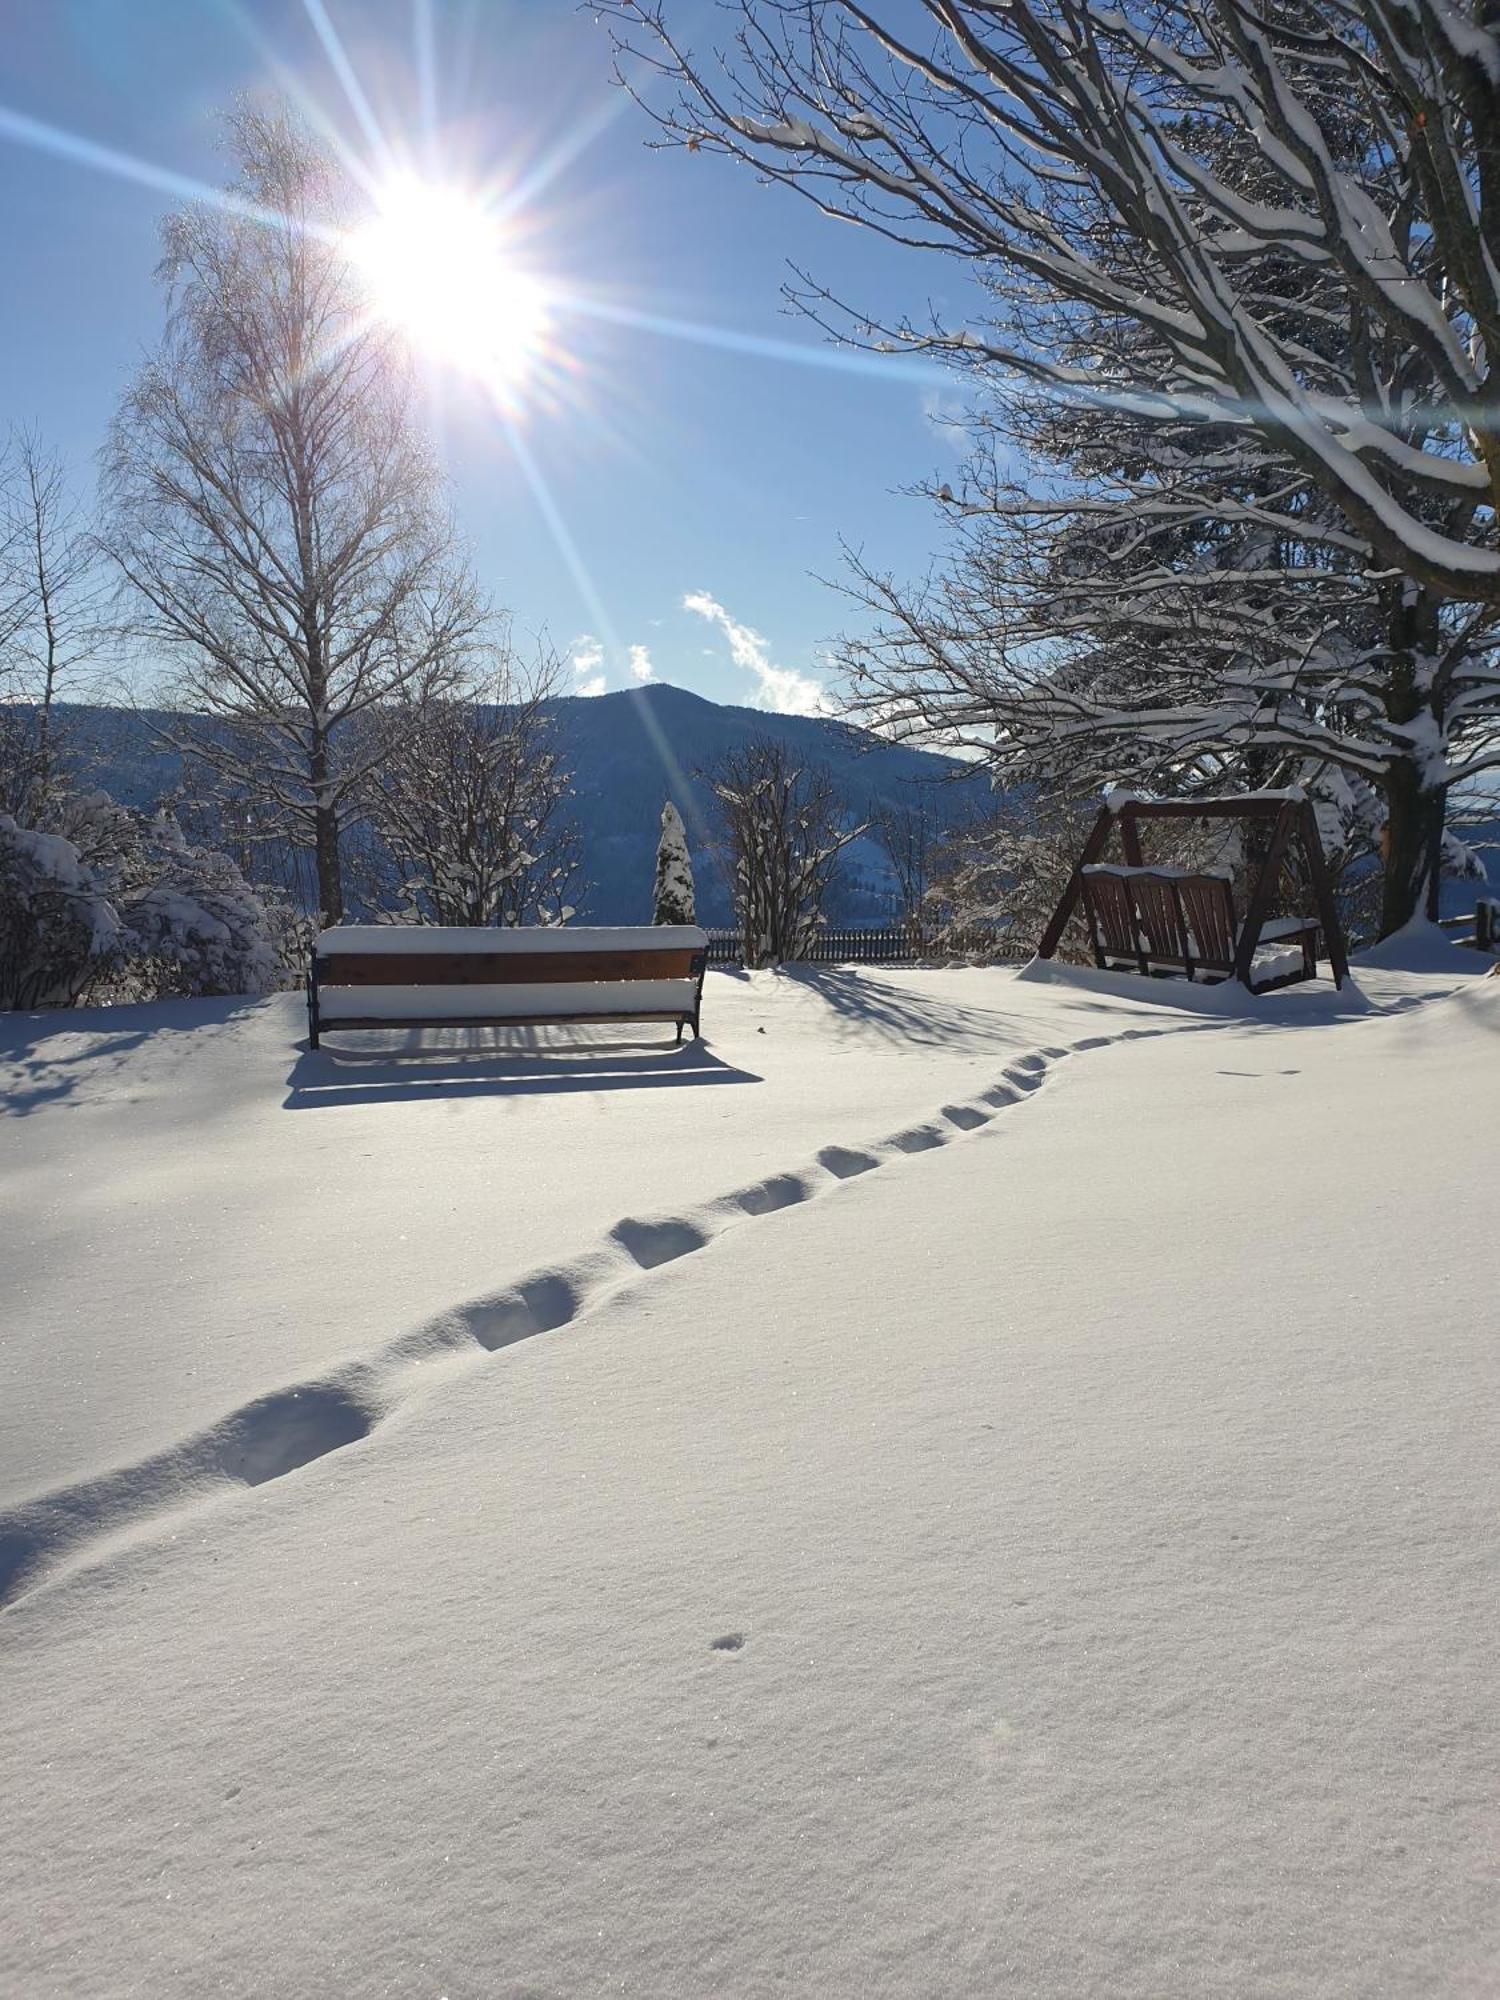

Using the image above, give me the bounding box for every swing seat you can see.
[1037,789,1348,991]
[1080,865,1321,992]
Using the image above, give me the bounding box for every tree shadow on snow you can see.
[283,1025,761,1109]
[0,995,267,1116]
[771,964,1039,1051]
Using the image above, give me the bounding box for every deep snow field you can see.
[1,940,1497,1997]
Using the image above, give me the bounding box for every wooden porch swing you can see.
[1037,791,1350,993]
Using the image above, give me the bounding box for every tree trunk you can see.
[309,727,343,925]
[313,801,342,926]
[1380,763,1446,936]
[1377,588,1446,938]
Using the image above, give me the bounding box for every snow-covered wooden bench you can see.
[1080,866,1321,993]
[307,925,709,1049]
[1040,791,1348,991]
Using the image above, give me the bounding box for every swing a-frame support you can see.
[1037,793,1350,993]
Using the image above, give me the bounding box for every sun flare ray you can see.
[0,103,309,235]
[298,0,392,170]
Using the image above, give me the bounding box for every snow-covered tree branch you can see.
[610,0,1500,929]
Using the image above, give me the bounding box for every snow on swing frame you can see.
[1037,788,1350,993]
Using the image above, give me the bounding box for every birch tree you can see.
[610,0,1500,931]
[870,794,935,929]
[100,106,482,923]
[0,432,101,821]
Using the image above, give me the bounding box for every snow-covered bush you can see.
[652,799,696,926]
[107,812,281,1000]
[0,814,121,1007]
[0,797,284,1009]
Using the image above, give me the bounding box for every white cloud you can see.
[570,634,605,680]
[681,591,831,717]
[628,643,655,683]
[575,674,606,698]
[921,385,970,458]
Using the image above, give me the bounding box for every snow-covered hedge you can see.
[0,799,286,1009]
[109,812,281,1000]
[0,815,122,1008]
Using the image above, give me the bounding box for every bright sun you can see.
[349,176,549,394]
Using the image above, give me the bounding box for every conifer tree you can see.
[652,799,696,926]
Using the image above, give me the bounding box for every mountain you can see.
[38,683,988,925]
[551,682,983,922]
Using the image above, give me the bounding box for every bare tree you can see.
[100,105,484,923]
[610,0,1500,931]
[0,431,101,820]
[710,735,865,964]
[870,792,937,931]
[368,647,583,927]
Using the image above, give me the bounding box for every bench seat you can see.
[1097,942,1309,987]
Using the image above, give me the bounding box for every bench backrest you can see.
[1175,875,1237,969]
[313,924,707,990]
[1081,867,1237,973]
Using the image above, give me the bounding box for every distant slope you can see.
[551,682,983,922]
[40,683,987,924]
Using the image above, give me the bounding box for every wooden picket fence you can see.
[1436,900,1499,951]
[705,924,924,968]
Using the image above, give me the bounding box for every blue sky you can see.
[0,0,970,712]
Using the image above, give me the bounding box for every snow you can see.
[2,940,1496,1995]
[1244,941,1305,984]
[1083,861,1233,880]
[4,965,1191,1505]
[1101,787,1308,810]
[2,819,94,893]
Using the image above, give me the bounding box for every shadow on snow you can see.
[283,1025,761,1109]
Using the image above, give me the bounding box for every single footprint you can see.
[737,1173,810,1216]
[942,1103,991,1131]
[612,1215,709,1270]
[889,1124,947,1153]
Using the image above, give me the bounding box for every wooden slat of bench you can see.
[316,948,702,986]
[317,1011,694,1030]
